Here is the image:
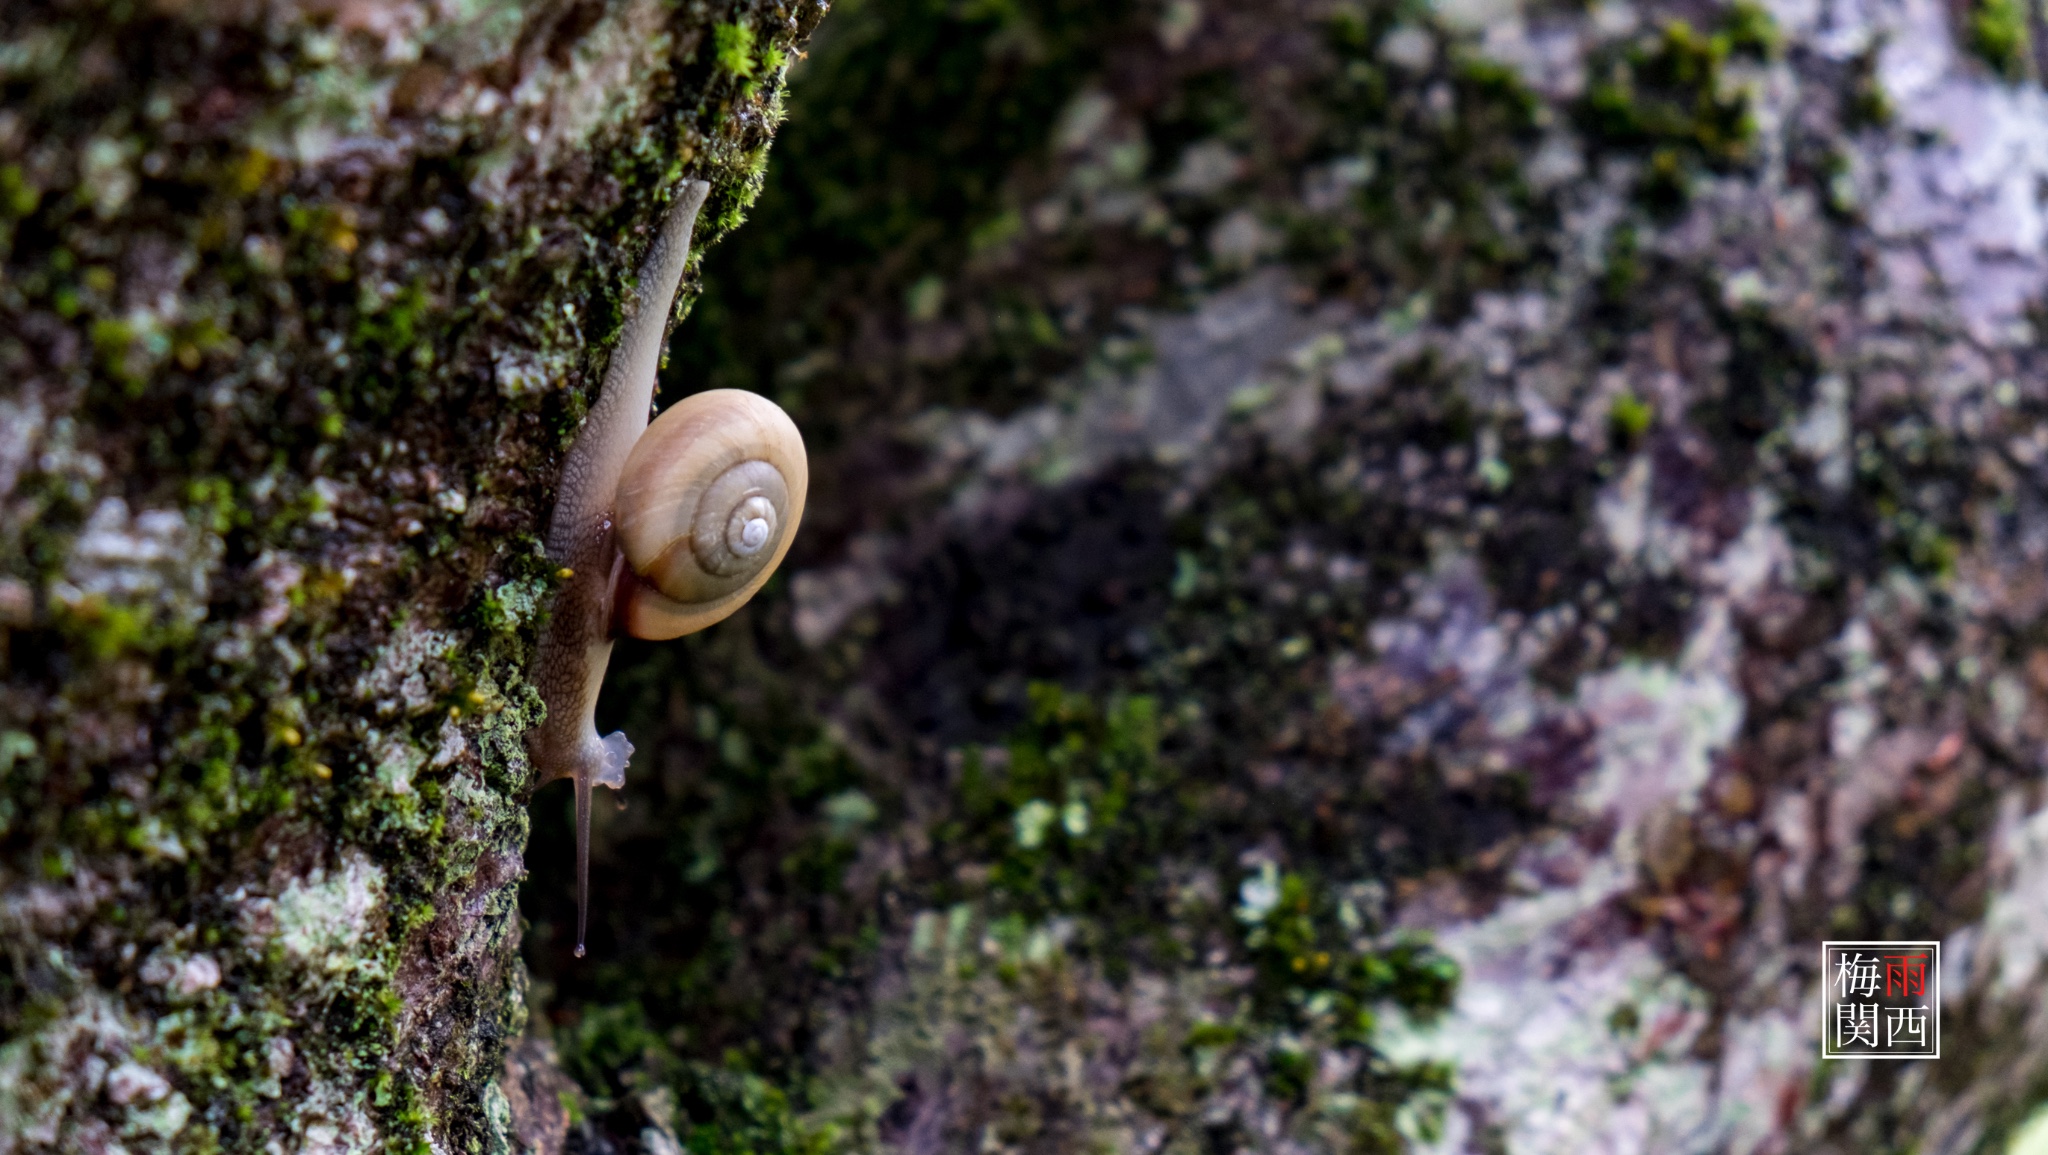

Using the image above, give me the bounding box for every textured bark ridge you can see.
[0,2,822,1152]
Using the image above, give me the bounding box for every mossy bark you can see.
[0,2,822,1152]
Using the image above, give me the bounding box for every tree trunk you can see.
[0,2,822,1152]
[17,0,2048,1150]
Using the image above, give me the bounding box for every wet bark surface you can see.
[0,1,822,1151]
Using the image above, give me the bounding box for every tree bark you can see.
[0,2,822,1152]
[17,0,2048,1150]
[529,0,2048,1151]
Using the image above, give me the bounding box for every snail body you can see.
[527,180,807,957]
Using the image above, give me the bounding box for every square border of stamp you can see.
[1820,940,1941,1060]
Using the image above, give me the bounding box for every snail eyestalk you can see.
[526,179,809,960]
[574,731,633,958]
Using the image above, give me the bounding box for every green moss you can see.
[1609,392,1654,446]
[939,685,1459,1123]
[354,279,435,359]
[1844,44,1895,129]
[1578,10,1771,209]
[1316,13,1550,312]
[50,595,152,659]
[1236,865,1458,1042]
[715,23,760,80]
[556,1001,832,1153]
[90,316,149,391]
[1722,0,1783,57]
[0,163,40,217]
[946,685,1165,939]
[1969,0,2031,79]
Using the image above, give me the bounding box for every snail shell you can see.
[613,388,808,640]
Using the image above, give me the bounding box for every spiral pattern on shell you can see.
[613,389,808,639]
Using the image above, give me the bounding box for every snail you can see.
[527,179,808,958]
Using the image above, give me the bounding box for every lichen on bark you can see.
[0,1,824,1152]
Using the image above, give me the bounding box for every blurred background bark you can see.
[14,0,2048,1151]
[528,0,2048,1152]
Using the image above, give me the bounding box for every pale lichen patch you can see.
[51,497,222,634]
[0,990,182,1152]
[243,851,388,974]
[353,620,459,718]
[373,732,427,795]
